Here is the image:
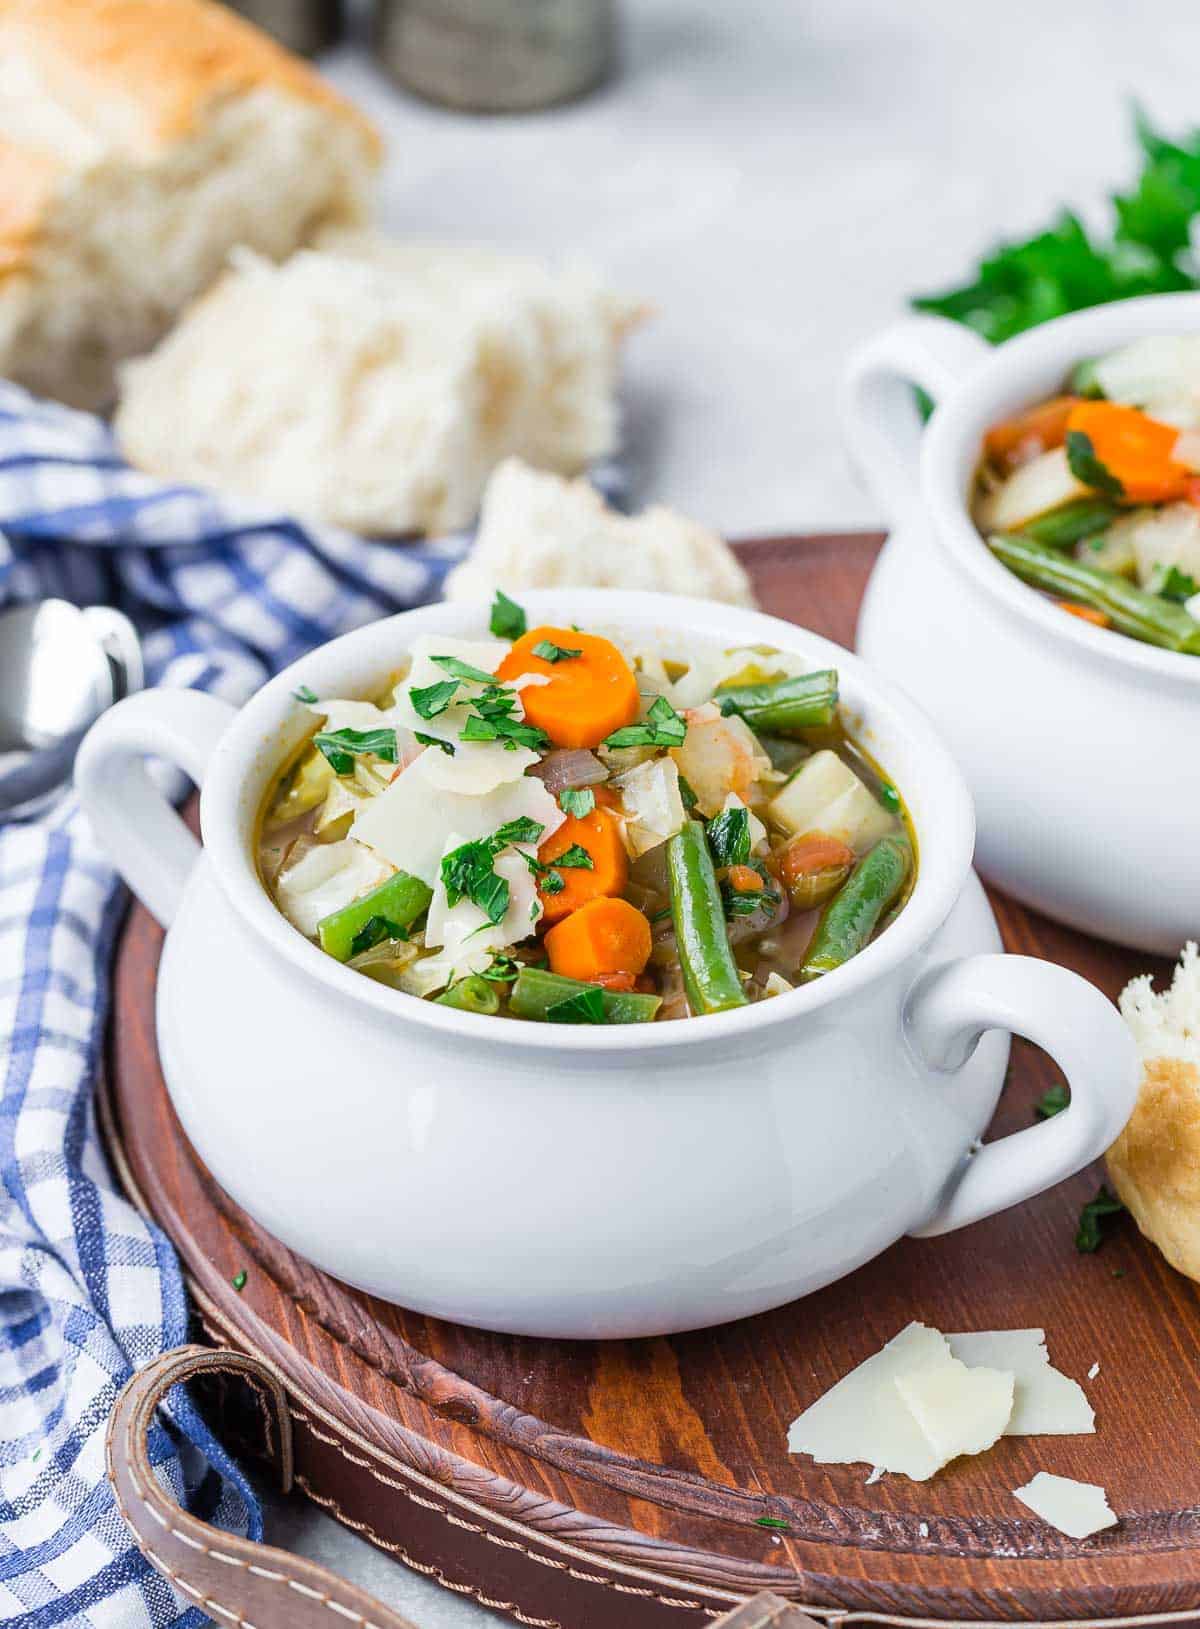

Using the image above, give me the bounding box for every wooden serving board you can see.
[102,534,1200,1629]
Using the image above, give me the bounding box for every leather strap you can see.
[106,1343,805,1629]
[106,1344,422,1629]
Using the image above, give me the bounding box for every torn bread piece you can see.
[787,1322,1013,1483]
[443,458,756,608]
[1014,1472,1118,1539]
[946,1330,1094,1436]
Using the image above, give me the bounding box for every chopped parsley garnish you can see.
[546,986,606,1024]
[461,711,550,751]
[550,843,594,871]
[706,804,751,868]
[430,653,496,684]
[232,1270,247,1292]
[603,695,687,750]
[414,731,455,755]
[349,915,411,956]
[440,819,546,924]
[410,679,460,719]
[1075,1184,1125,1253]
[879,781,902,814]
[1065,430,1125,499]
[292,683,318,704]
[754,1517,790,1531]
[677,774,698,811]
[539,869,566,895]
[313,727,398,775]
[1034,1082,1070,1120]
[532,639,582,663]
[559,786,596,817]
[490,589,527,640]
[480,954,520,983]
[1155,564,1200,604]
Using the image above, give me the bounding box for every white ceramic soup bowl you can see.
[77,590,1136,1339]
[846,294,1200,954]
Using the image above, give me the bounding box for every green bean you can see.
[988,532,1200,654]
[666,820,748,1015]
[800,834,912,983]
[508,966,661,1024]
[716,669,839,734]
[435,975,500,1015]
[1069,358,1105,398]
[316,871,432,961]
[1020,498,1117,548]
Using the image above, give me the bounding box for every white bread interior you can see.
[443,457,756,606]
[115,238,646,537]
[0,0,378,409]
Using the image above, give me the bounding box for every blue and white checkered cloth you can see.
[0,381,627,1626]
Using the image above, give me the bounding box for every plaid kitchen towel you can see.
[0,379,624,1627]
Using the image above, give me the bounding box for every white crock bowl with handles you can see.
[76,590,1136,1339]
[846,294,1200,954]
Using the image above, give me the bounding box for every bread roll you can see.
[443,458,756,607]
[115,237,644,536]
[1108,942,1200,1280]
[0,0,379,409]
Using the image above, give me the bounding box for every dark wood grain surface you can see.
[103,534,1196,1627]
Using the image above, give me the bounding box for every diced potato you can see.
[1076,525,1137,578]
[671,713,770,817]
[1104,501,1200,589]
[767,750,894,854]
[975,447,1086,532]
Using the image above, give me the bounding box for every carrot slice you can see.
[536,805,628,925]
[544,897,652,982]
[984,395,1080,473]
[1065,401,1190,504]
[496,626,639,749]
[1057,600,1111,628]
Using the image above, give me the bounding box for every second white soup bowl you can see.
[847,294,1200,953]
[77,590,1137,1338]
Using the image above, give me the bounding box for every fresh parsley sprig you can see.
[410,679,460,719]
[1065,430,1124,499]
[532,639,582,663]
[603,695,687,750]
[490,589,527,640]
[313,727,399,776]
[440,818,547,925]
[706,805,751,868]
[1075,1185,1125,1253]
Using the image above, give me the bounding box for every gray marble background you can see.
[254,2,1193,1622]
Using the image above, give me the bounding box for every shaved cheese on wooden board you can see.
[947,1330,1094,1436]
[894,1363,1014,1465]
[1014,1472,1117,1538]
[351,759,564,883]
[788,1322,1003,1482]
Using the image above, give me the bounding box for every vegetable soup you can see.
[972,335,1200,654]
[258,595,914,1024]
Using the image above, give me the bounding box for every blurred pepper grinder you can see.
[373,0,617,112]
[225,0,344,54]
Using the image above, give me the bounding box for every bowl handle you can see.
[839,315,991,525]
[75,689,236,928]
[904,953,1138,1237]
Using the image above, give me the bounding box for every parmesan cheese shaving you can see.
[894,1365,1013,1466]
[946,1331,1095,1436]
[1013,1471,1118,1538]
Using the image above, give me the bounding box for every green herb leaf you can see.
[410,679,460,719]
[546,986,607,1024]
[232,1270,247,1292]
[754,1517,790,1531]
[1155,564,1200,603]
[559,786,596,817]
[1065,430,1125,499]
[441,838,510,924]
[550,843,594,871]
[706,805,751,868]
[532,639,582,663]
[603,695,687,750]
[431,654,496,685]
[349,915,410,957]
[677,774,698,811]
[490,589,527,640]
[414,731,455,756]
[460,709,550,751]
[313,727,399,776]
[493,817,546,848]
[539,869,566,895]
[1076,1185,1126,1253]
[1034,1083,1070,1120]
[480,954,520,983]
[292,683,318,704]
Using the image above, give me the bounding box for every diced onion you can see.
[529,749,608,794]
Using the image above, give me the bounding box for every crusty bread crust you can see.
[1108,1056,1200,1282]
[0,0,379,264]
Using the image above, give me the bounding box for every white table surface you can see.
[260,1,1193,1622]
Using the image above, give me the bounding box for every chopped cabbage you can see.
[613,756,687,857]
[274,838,393,938]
